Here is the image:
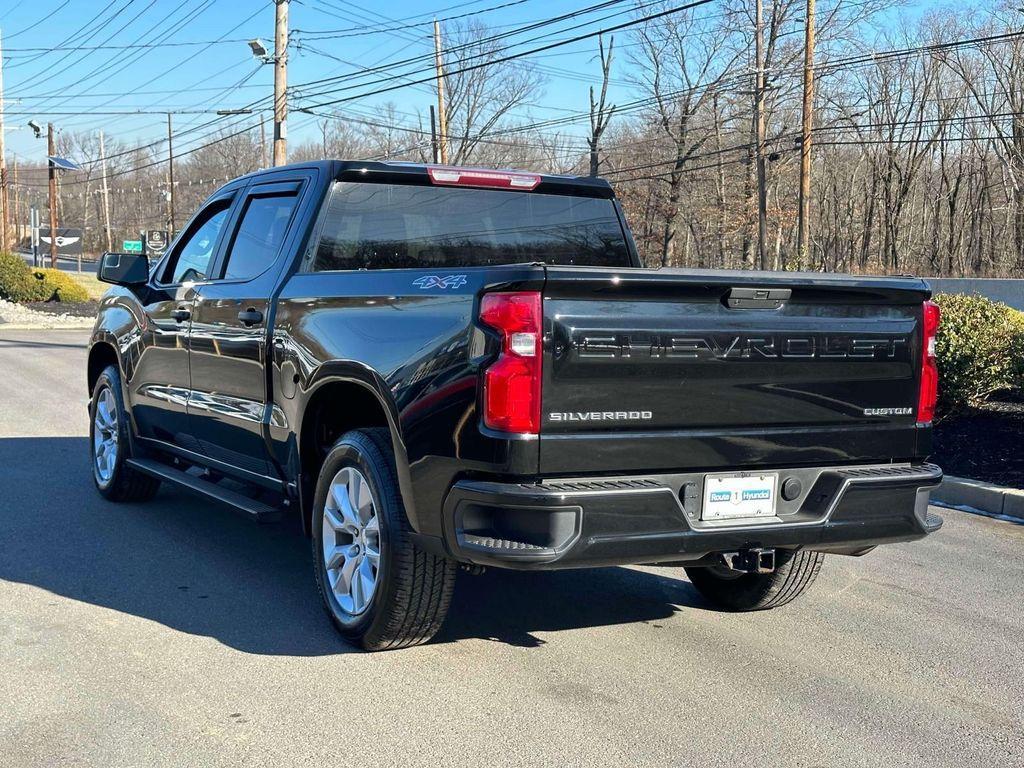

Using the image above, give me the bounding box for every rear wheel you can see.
[90,365,160,503]
[684,550,825,611]
[312,428,456,651]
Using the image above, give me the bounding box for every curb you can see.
[932,475,1024,521]
[0,322,95,330]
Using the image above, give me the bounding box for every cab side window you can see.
[221,192,298,281]
[163,201,231,284]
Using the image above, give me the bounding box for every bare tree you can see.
[587,35,616,176]
[631,3,743,266]
[947,1,1024,274]
[442,20,546,165]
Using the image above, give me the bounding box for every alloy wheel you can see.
[93,387,119,484]
[322,466,382,616]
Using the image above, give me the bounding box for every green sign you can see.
[122,240,143,253]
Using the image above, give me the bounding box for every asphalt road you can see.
[1,329,1021,767]
[16,249,98,274]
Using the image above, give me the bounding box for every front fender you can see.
[89,290,147,388]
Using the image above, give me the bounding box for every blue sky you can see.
[0,0,937,166]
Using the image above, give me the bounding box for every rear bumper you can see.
[440,463,943,569]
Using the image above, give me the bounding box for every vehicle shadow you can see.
[0,335,90,351]
[0,436,707,656]
[438,567,706,648]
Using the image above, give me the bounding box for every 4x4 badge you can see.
[413,274,468,290]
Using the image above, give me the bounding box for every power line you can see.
[25,0,178,112]
[297,0,717,108]
[5,2,122,75]
[291,0,640,97]
[34,0,216,112]
[3,37,256,53]
[293,0,537,38]
[3,1,72,41]
[49,3,267,133]
[20,4,1024,195]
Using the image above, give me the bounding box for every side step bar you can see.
[126,458,283,523]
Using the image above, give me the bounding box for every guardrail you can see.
[925,278,1024,310]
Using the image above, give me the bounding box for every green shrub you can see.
[0,251,35,301]
[27,268,91,303]
[933,293,1024,417]
[0,253,92,303]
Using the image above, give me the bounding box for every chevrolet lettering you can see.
[571,333,910,360]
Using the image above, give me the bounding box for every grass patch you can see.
[65,271,108,300]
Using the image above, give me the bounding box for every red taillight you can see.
[427,166,541,190]
[918,300,940,423]
[479,291,542,434]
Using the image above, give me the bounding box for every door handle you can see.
[237,308,264,327]
[171,307,191,323]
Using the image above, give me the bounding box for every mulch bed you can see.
[22,301,100,318]
[932,395,1024,488]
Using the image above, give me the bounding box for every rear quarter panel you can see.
[271,266,544,535]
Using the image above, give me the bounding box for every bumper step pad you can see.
[462,534,547,551]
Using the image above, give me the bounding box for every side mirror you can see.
[98,251,149,286]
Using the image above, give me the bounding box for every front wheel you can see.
[312,428,456,651]
[684,550,825,611]
[90,365,160,503]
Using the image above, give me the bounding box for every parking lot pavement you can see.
[0,328,1021,767]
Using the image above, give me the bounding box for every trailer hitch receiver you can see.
[720,548,776,574]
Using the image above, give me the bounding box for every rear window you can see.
[311,181,630,271]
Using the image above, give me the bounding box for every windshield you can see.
[311,181,631,271]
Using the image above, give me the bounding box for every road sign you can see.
[144,230,169,256]
[39,228,83,256]
[123,240,143,253]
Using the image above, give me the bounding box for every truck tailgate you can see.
[539,267,931,475]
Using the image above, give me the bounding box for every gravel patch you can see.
[22,300,100,318]
[0,299,95,329]
[932,397,1024,488]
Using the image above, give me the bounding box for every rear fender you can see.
[301,362,418,529]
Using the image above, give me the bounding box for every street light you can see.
[248,38,272,64]
[28,120,80,268]
[246,33,285,166]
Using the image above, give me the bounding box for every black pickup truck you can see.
[88,160,943,650]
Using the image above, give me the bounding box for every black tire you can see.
[90,365,160,503]
[684,550,825,611]
[312,428,456,651]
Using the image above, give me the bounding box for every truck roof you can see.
[234,159,616,198]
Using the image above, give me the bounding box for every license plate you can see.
[701,473,778,521]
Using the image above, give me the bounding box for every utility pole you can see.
[713,91,727,270]
[166,113,176,234]
[429,105,439,163]
[30,206,38,267]
[0,28,8,254]
[99,130,112,251]
[753,0,768,270]
[433,19,449,164]
[47,123,58,268]
[260,113,267,168]
[797,0,816,267]
[272,0,289,166]
[12,158,19,246]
